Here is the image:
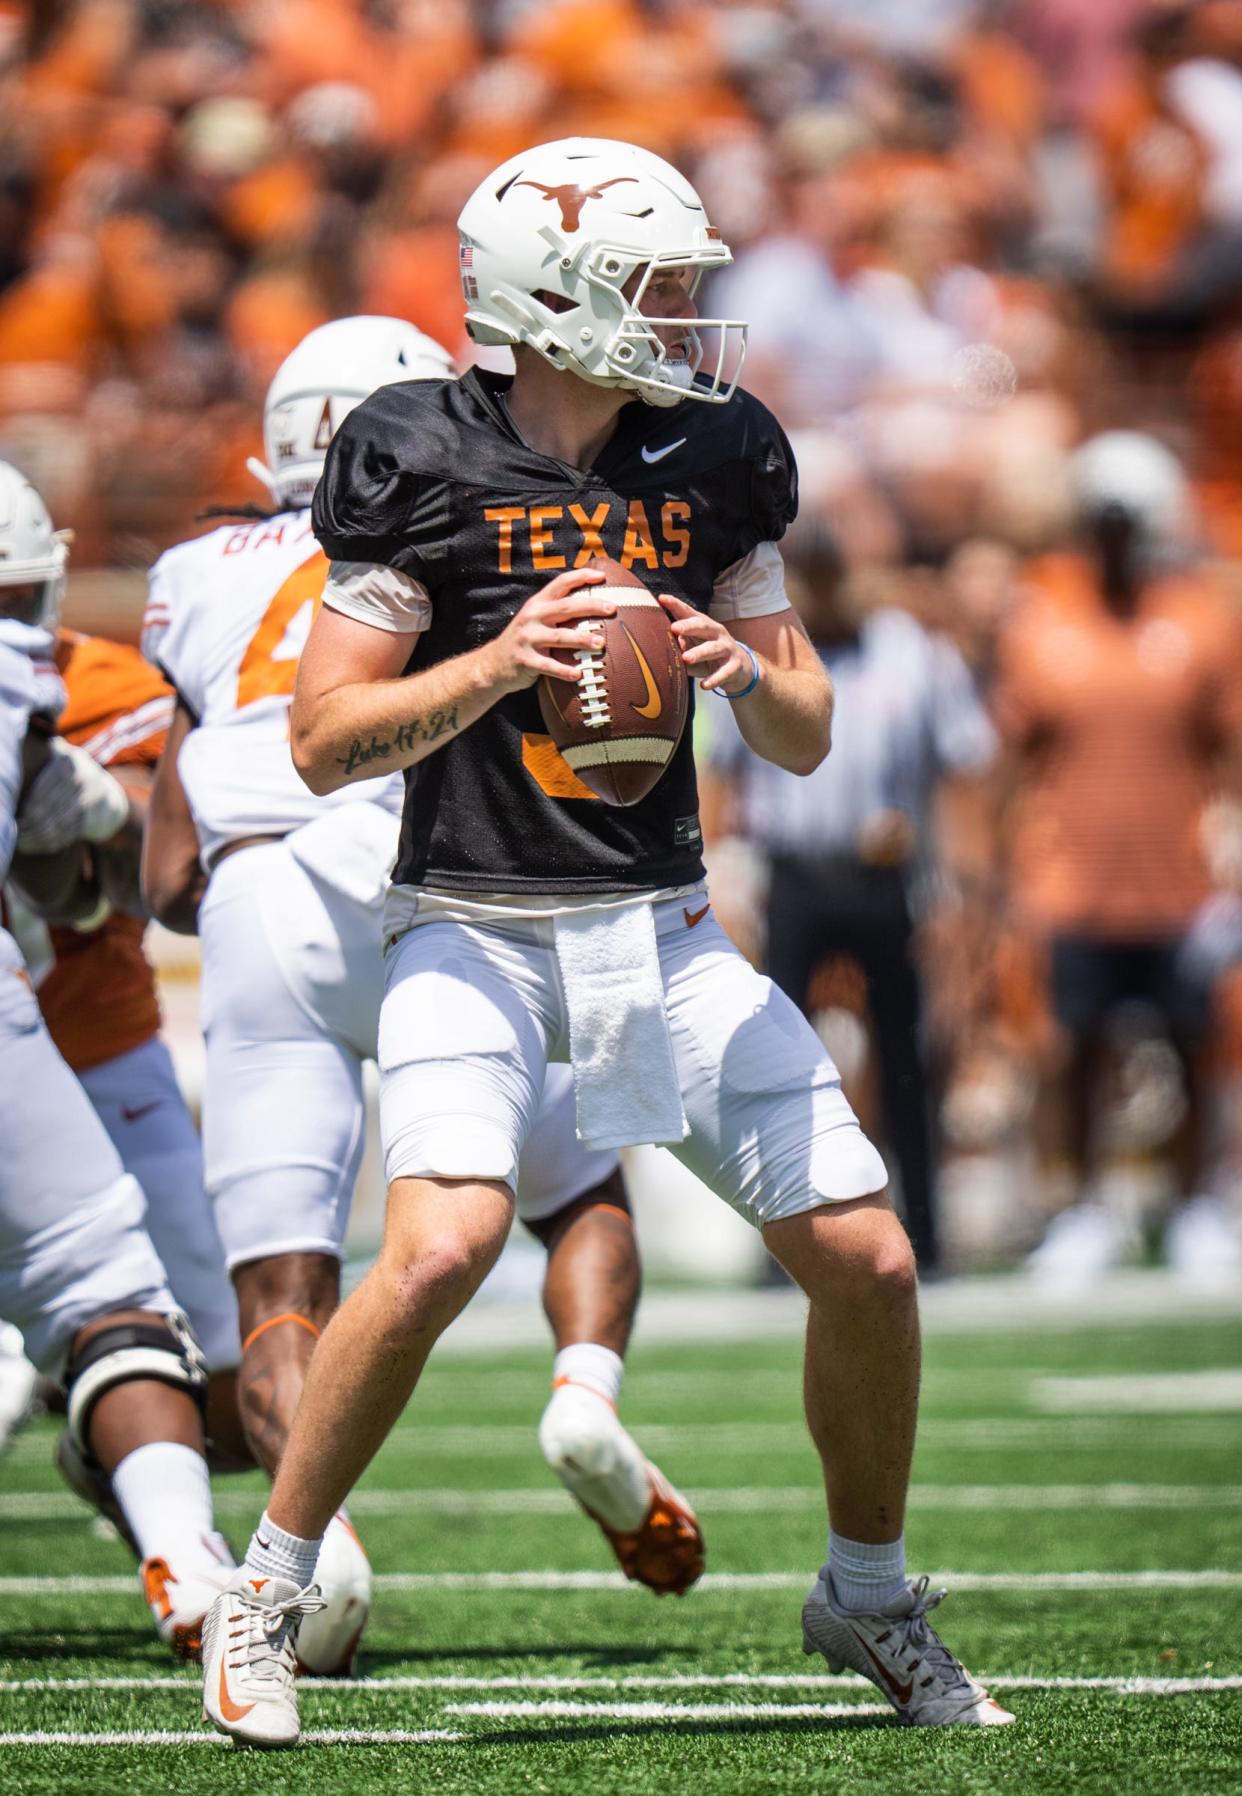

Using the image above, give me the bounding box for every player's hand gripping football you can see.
[658,594,755,695]
[482,568,617,695]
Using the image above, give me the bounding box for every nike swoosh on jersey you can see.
[620,623,662,721]
[640,438,687,465]
[120,1101,160,1124]
[683,902,710,928]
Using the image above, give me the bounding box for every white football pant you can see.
[0,946,177,1375]
[379,894,888,1223]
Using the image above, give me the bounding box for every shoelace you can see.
[228,1585,325,1684]
[887,1577,975,1697]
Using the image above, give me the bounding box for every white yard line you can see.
[2,1672,1240,1695]
[447,1701,892,1721]
[1,1567,1240,1596]
[6,1481,1238,1525]
[0,1728,464,1747]
[1033,1371,1242,1413]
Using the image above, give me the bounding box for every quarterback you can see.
[201,139,1014,1743]
[148,317,704,1671]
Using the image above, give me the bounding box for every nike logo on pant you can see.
[120,1101,160,1123]
[684,903,710,928]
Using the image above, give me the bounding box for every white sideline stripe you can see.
[4,1673,1241,1695]
[1033,1370,1242,1413]
[1,1568,1240,1595]
[0,1729,464,1748]
[7,1482,1239,1525]
[449,1701,893,1720]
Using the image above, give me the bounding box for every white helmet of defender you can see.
[457,137,746,407]
[250,315,456,508]
[1069,431,1191,549]
[0,460,70,631]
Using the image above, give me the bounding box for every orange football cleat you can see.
[584,1464,705,1597]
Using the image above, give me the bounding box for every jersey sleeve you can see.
[711,393,799,574]
[322,561,433,635]
[141,549,176,670]
[57,637,174,769]
[149,554,207,721]
[312,392,452,583]
[708,541,790,623]
[745,404,798,549]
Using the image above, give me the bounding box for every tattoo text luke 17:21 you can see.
[335,706,460,777]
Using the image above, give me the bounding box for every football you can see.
[537,559,689,806]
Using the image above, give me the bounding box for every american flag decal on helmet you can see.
[460,245,474,268]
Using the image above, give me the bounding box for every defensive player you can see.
[200,142,1014,1744]
[144,317,704,1673]
[0,461,233,1657]
[8,624,246,1506]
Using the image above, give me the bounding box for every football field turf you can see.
[1,1298,1240,1794]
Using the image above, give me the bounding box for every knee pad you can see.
[65,1310,208,1457]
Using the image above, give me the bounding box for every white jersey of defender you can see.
[145,510,403,879]
[0,636,174,1371]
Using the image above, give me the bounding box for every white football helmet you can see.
[0,459,69,631]
[457,137,746,408]
[1070,431,1190,547]
[251,315,456,509]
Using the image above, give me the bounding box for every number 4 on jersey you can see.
[235,550,328,710]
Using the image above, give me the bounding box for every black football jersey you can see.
[313,368,797,893]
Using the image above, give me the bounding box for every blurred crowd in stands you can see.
[4,0,1242,1279]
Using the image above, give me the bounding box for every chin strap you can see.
[246,456,279,500]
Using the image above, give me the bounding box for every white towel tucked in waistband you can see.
[553,902,688,1152]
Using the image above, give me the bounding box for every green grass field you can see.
[1,1301,1241,1794]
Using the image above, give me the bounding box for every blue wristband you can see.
[720,642,760,701]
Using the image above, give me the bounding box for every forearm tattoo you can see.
[335,706,460,778]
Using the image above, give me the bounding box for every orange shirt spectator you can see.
[993,551,1242,940]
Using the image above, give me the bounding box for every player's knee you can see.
[383,1228,496,1323]
[865,1226,918,1301]
[64,1309,207,1460]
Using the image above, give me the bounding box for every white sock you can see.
[246,1508,322,1588]
[827,1530,908,1613]
[551,1343,624,1407]
[111,1442,217,1571]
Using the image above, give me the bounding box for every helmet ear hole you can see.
[532,289,576,316]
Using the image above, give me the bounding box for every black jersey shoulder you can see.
[312,378,478,578]
[601,382,799,551]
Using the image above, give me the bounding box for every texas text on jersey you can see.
[312,368,797,894]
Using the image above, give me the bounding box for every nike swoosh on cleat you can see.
[683,903,710,928]
[217,1660,255,1723]
[640,438,686,465]
[120,1101,160,1123]
[853,1630,914,1704]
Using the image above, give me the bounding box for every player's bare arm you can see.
[660,595,832,776]
[143,698,207,933]
[291,567,616,796]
